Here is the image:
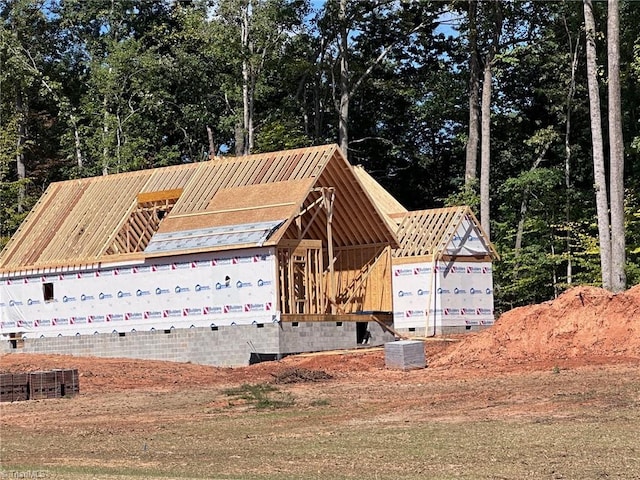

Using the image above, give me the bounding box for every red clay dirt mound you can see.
[431,284,640,367]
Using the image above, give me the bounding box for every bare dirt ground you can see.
[1,285,639,479]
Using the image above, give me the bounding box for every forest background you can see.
[1,0,639,315]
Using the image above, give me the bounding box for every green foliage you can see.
[253,119,311,153]
[445,179,480,213]
[1,0,639,304]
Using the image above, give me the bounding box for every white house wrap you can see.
[353,165,499,335]
[0,145,400,364]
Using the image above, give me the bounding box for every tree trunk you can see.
[479,59,492,240]
[607,0,626,292]
[479,1,502,241]
[564,17,580,286]
[71,114,83,170]
[338,0,349,159]
[235,121,245,156]
[583,0,612,290]
[207,125,216,158]
[102,96,110,176]
[15,91,27,213]
[465,0,480,185]
[241,1,251,155]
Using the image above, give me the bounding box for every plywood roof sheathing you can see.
[1,144,398,274]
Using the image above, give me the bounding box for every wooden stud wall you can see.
[327,244,393,313]
[277,240,323,314]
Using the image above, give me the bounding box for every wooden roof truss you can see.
[391,206,497,260]
[0,145,398,274]
[105,190,182,255]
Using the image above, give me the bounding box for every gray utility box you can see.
[384,340,426,370]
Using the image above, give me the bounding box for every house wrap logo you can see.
[195,284,211,292]
[136,289,151,297]
[417,289,430,296]
[394,268,413,276]
[466,266,483,274]
[63,295,77,303]
[454,287,467,294]
[175,285,191,294]
[224,304,243,313]
[216,276,232,290]
[437,287,451,294]
[244,303,265,312]
[236,280,252,288]
[413,267,430,275]
[469,287,484,295]
[117,291,131,298]
[203,306,223,315]
[398,290,413,297]
[27,298,42,306]
[80,294,95,301]
[257,279,273,287]
[155,287,170,295]
[453,234,479,242]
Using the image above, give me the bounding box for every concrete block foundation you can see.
[1,320,395,366]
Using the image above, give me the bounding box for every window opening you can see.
[43,283,54,302]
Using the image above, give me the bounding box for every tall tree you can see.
[583,0,626,292]
[214,0,308,155]
[464,0,480,186]
[316,0,438,160]
[479,0,502,240]
[607,0,626,292]
[1,0,65,209]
